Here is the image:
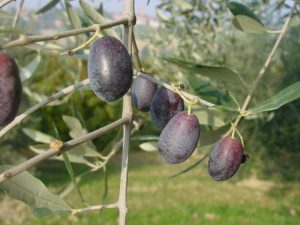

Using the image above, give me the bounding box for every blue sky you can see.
[21,0,159,16]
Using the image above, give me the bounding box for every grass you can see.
[1,151,300,225]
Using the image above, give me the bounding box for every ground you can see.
[0,151,299,225]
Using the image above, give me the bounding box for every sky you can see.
[19,0,160,16]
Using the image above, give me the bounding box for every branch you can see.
[117,1,135,225]
[0,79,90,138]
[0,117,130,183]
[231,2,297,130]
[1,17,129,49]
[0,0,15,9]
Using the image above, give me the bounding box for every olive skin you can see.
[132,73,157,112]
[158,112,200,164]
[150,87,184,129]
[0,52,22,127]
[208,136,245,181]
[88,36,133,102]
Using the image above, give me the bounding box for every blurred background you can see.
[0,0,299,224]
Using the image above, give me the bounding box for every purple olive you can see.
[0,52,22,127]
[132,73,157,112]
[88,36,133,102]
[158,111,200,164]
[150,87,184,129]
[208,136,247,181]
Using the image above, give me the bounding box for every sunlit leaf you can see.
[62,115,101,158]
[139,142,158,152]
[247,81,300,114]
[174,0,193,12]
[233,15,267,33]
[79,0,118,38]
[0,165,71,217]
[165,58,246,86]
[22,128,55,144]
[228,1,263,25]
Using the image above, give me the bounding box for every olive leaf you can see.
[36,0,60,14]
[0,165,71,217]
[165,57,246,87]
[247,81,300,114]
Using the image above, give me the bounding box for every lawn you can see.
[0,151,299,225]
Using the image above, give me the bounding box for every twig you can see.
[138,72,215,107]
[0,0,15,8]
[230,2,297,131]
[0,117,130,183]
[72,203,118,215]
[0,79,90,138]
[11,0,24,29]
[1,17,129,49]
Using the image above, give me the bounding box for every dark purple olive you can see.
[208,136,247,181]
[0,52,22,127]
[158,111,200,164]
[132,73,157,112]
[150,87,184,129]
[88,36,133,102]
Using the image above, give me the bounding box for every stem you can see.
[0,79,90,138]
[0,117,129,183]
[1,18,128,49]
[138,72,215,107]
[231,3,297,130]
[0,0,15,8]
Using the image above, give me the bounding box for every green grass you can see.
[2,152,300,225]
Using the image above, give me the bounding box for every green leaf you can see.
[194,107,226,128]
[0,165,71,217]
[19,54,42,81]
[247,81,300,114]
[174,0,193,12]
[65,0,83,43]
[79,0,118,38]
[165,58,246,86]
[187,76,233,106]
[62,115,101,158]
[233,15,267,33]
[228,2,269,33]
[131,135,159,141]
[228,1,263,25]
[62,153,86,205]
[169,153,209,178]
[139,142,158,152]
[36,0,60,14]
[22,128,55,144]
